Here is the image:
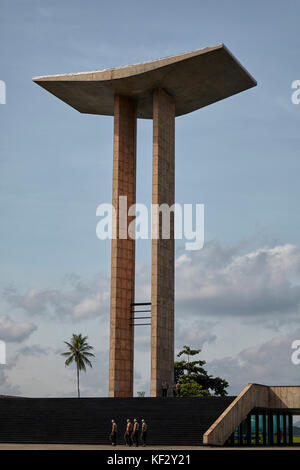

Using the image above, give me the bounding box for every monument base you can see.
[0,396,235,446]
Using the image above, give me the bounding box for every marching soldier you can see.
[132,418,140,447]
[141,419,148,447]
[110,419,117,446]
[124,418,133,446]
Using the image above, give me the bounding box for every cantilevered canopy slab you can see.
[32,44,256,119]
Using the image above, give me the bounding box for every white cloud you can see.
[3,274,109,321]
[176,242,300,322]
[175,319,217,350]
[73,293,107,320]
[208,328,300,395]
[0,315,36,342]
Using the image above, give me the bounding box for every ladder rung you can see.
[130,310,151,313]
[130,302,151,306]
[131,316,151,320]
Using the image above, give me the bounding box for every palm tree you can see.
[61,334,95,398]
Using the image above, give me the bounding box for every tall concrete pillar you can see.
[151,89,175,397]
[109,95,136,397]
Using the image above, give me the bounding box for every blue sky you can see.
[1,0,300,397]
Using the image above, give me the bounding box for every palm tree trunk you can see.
[77,363,80,398]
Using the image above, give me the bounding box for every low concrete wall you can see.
[269,386,300,409]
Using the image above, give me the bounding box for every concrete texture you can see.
[269,386,300,409]
[109,95,136,397]
[151,89,175,397]
[203,383,300,446]
[32,44,256,119]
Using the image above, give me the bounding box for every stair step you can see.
[0,396,235,446]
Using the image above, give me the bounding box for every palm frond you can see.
[81,351,95,357]
[82,356,93,368]
[64,356,74,367]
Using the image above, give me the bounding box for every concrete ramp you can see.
[203,383,300,445]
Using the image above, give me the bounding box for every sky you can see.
[1,0,300,398]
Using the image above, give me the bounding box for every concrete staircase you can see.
[0,396,235,446]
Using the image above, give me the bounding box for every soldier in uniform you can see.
[132,418,140,447]
[141,419,148,447]
[110,419,117,446]
[124,419,133,446]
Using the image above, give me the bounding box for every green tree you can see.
[179,377,210,397]
[174,345,228,397]
[61,334,95,398]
